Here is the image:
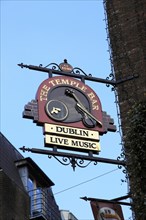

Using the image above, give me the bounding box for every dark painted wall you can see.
[0,171,29,220]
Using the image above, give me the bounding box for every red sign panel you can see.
[36,76,103,132]
[23,76,116,135]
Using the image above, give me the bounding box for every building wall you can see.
[105,0,146,129]
[0,132,30,220]
[104,0,146,219]
[0,171,29,220]
[0,132,61,220]
[60,210,78,220]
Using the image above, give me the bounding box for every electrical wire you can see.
[54,168,119,195]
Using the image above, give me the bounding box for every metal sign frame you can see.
[18,60,138,171]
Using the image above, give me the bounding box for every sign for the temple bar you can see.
[44,124,100,152]
[90,201,124,220]
[23,61,116,153]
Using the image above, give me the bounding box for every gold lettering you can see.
[43,85,50,92]
[60,79,69,84]
[40,96,47,101]
[75,82,80,88]
[92,105,99,110]
[70,80,77,86]
[48,80,55,86]
[87,92,95,100]
[92,100,99,110]
[40,85,50,101]
[92,100,97,105]
[80,85,87,92]
[55,79,61,85]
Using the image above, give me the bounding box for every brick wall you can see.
[104,0,146,219]
[105,0,146,130]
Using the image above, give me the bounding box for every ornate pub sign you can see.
[21,60,116,155]
[18,59,126,170]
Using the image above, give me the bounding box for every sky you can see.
[1,1,132,219]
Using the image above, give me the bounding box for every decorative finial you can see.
[64,59,68,63]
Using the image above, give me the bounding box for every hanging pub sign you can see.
[90,201,124,220]
[22,61,116,154]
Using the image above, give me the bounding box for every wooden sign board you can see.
[44,124,100,140]
[90,201,124,220]
[45,134,100,152]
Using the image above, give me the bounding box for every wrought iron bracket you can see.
[17,60,139,86]
[80,195,131,206]
[20,146,126,171]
